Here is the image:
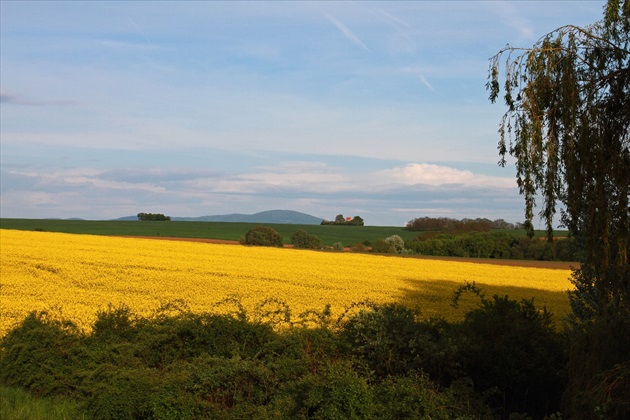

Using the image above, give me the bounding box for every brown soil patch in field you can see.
[119,236,242,245]
[119,236,578,270]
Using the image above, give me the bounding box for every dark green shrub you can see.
[339,303,459,383]
[0,311,86,397]
[133,313,277,368]
[456,295,566,418]
[179,354,277,409]
[372,373,490,419]
[92,304,138,342]
[85,366,156,419]
[331,242,344,251]
[274,327,342,377]
[244,226,284,247]
[351,242,367,252]
[290,229,322,249]
[370,239,395,254]
[287,361,375,419]
[564,272,630,420]
[340,303,419,377]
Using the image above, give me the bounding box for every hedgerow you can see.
[0,294,566,419]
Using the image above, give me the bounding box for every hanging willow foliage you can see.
[487,1,629,313]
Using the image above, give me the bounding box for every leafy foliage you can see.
[456,295,566,418]
[488,1,630,417]
[406,216,502,232]
[137,213,171,221]
[406,231,579,261]
[370,239,396,254]
[321,214,365,226]
[2,299,558,419]
[244,226,284,247]
[291,229,323,250]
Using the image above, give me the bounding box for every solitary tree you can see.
[488,1,629,416]
[244,226,284,247]
[291,229,323,249]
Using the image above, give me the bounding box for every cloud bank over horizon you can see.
[1,151,523,225]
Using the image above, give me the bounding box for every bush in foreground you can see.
[0,294,569,419]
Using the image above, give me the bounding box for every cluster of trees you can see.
[405,232,579,261]
[242,226,284,247]
[242,225,582,261]
[371,235,406,254]
[321,214,364,226]
[136,213,171,221]
[0,293,572,419]
[406,217,519,233]
[242,226,323,250]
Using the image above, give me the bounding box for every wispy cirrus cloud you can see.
[324,13,371,52]
[491,1,535,41]
[400,67,436,91]
[373,8,411,29]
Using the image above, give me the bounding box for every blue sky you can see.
[1,1,605,226]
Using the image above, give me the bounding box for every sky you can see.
[1,1,606,226]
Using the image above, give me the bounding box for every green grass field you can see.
[0,218,418,246]
[0,386,85,420]
[0,218,567,246]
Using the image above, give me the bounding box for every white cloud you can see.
[1,159,525,225]
[376,163,516,188]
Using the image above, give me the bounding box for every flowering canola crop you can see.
[0,229,574,335]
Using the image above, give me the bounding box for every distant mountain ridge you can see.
[115,210,324,225]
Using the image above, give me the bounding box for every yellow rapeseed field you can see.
[0,229,574,335]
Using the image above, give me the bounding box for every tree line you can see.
[405,231,579,261]
[320,214,365,226]
[137,213,171,221]
[406,217,520,233]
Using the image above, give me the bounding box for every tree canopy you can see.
[488,0,628,305]
[137,213,171,221]
[488,1,629,416]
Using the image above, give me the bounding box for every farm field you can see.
[0,218,419,245]
[0,218,568,247]
[0,229,574,336]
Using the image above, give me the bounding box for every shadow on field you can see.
[394,278,572,328]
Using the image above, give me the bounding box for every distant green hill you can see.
[171,210,324,225]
